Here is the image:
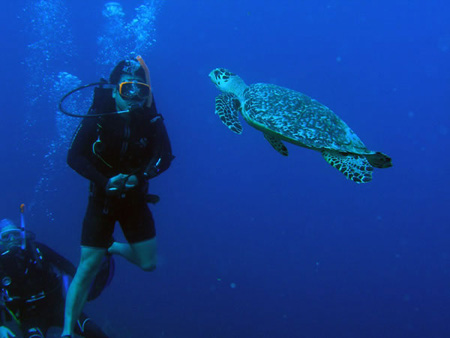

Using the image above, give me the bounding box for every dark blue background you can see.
[0,1,449,337]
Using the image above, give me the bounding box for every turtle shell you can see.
[241,83,372,155]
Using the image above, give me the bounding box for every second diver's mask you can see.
[117,81,151,101]
[0,220,22,254]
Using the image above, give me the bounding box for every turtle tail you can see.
[365,152,392,168]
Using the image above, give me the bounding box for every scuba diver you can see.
[60,56,173,338]
[0,218,112,338]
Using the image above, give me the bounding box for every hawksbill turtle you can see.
[209,68,392,183]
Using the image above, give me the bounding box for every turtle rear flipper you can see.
[365,152,392,168]
[264,133,288,156]
[215,93,243,134]
[322,150,374,183]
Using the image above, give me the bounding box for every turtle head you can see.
[209,68,247,96]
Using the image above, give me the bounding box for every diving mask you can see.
[0,228,22,253]
[118,81,150,101]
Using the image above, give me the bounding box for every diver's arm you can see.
[67,119,109,188]
[144,106,174,179]
[35,242,77,277]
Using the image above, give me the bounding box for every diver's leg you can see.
[109,238,157,271]
[110,198,157,271]
[62,247,106,337]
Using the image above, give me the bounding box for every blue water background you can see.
[0,0,449,337]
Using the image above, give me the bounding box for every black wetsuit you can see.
[0,240,108,338]
[67,94,173,248]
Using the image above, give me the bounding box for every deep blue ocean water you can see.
[0,1,449,337]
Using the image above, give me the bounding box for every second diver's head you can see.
[0,219,22,253]
[110,58,151,112]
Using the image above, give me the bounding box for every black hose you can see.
[58,81,117,118]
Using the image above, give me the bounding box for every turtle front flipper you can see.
[263,133,288,156]
[322,150,374,183]
[215,93,243,134]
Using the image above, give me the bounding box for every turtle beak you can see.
[208,70,216,83]
[208,71,220,89]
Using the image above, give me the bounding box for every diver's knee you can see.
[140,261,156,271]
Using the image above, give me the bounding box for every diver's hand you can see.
[0,326,16,338]
[105,174,138,197]
[124,175,138,189]
[105,174,128,195]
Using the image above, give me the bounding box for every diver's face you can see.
[113,74,148,112]
[0,228,21,252]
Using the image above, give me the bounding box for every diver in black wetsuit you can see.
[0,219,110,338]
[61,56,173,338]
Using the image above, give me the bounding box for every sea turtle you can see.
[209,68,392,183]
